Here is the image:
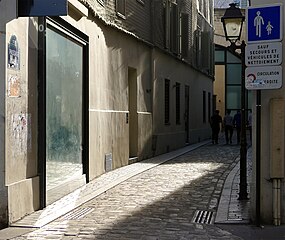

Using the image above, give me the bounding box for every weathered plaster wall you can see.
[61,11,153,179]
[0,0,9,228]
[1,0,213,224]
[250,0,285,224]
[152,50,212,154]
[88,21,153,179]
[188,72,213,144]
[5,16,40,220]
[214,65,226,116]
[2,2,39,223]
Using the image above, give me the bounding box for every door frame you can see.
[38,17,89,208]
[128,67,138,159]
[184,85,190,143]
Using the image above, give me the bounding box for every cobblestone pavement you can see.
[215,147,252,224]
[8,141,245,240]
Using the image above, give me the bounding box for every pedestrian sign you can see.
[246,4,283,43]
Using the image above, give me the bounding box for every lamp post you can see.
[221,3,248,200]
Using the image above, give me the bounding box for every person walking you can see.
[210,110,222,144]
[233,110,241,144]
[224,110,233,144]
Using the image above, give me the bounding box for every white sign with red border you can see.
[245,66,282,90]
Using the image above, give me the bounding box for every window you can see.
[97,0,104,6]
[176,82,181,124]
[116,0,126,18]
[170,3,178,54]
[198,0,203,13]
[227,51,241,63]
[180,13,189,58]
[226,86,241,109]
[164,1,178,54]
[203,91,206,123]
[208,92,211,122]
[197,0,200,12]
[194,25,214,74]
[45,18,88,203]
[227,64,242,84]
[164,2,192,58]
[165,79,170,125]
[194,27,202,68]
[203,0,209,21]
[217,48,251,113]
[215,50,225,62]
[137,0,145,5]
[201,31,210,70]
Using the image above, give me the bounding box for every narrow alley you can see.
[0,140,285,240]
[3,139,242,239]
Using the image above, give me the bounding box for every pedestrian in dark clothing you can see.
[210,110,222,144]
[224,110,233,144]
[233,110,241,144]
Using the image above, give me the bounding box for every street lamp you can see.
[221,3,248,200]
[221,3,244,43]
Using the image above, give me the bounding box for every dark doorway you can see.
[128,67,138,160]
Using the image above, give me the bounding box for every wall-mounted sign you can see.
[8,35,20,70]
[245,66,282,90]
[8,75,21,97]
[246,4,283,43]
[245,42,282,67]
[18,0,68,17]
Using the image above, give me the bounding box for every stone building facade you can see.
[250,0,285,225]
[215,0,285,225]
[0,0,214,227]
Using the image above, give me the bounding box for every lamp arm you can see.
[227,40,246,54]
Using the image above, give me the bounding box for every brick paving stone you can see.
[9,141,247,240]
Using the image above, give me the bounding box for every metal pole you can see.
[38,16,47,209]
[238,40,248,200]
[256,90,261,225]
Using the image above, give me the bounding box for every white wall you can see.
[0,0,19,227]
[250,0,285,224]
[0,0,213,224]
[0,0,7,227]
[5,16,40,224]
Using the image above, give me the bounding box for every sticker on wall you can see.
[7,35,20,70]
[12,113,31,154]
[8,74,21,97]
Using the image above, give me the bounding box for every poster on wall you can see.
[8,74,21,97]
[7,35,20,70]
[12,113,31,154]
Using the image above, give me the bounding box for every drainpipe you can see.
[150,0,156,156]
[273,178,281,226]
[270,99,284,226]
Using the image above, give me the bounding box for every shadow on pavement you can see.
[52,143,242,239]
[219,224,285,240]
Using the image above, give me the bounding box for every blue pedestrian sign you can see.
[246,4,283,43]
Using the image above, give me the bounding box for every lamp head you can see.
[221,3,245,43]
